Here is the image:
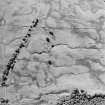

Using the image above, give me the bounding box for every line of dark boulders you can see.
[1,19,39,87]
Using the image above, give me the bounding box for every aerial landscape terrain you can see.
[1,0,105,105]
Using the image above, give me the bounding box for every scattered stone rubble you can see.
[56,88,105,105]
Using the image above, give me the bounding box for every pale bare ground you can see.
[1,0,105,105]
